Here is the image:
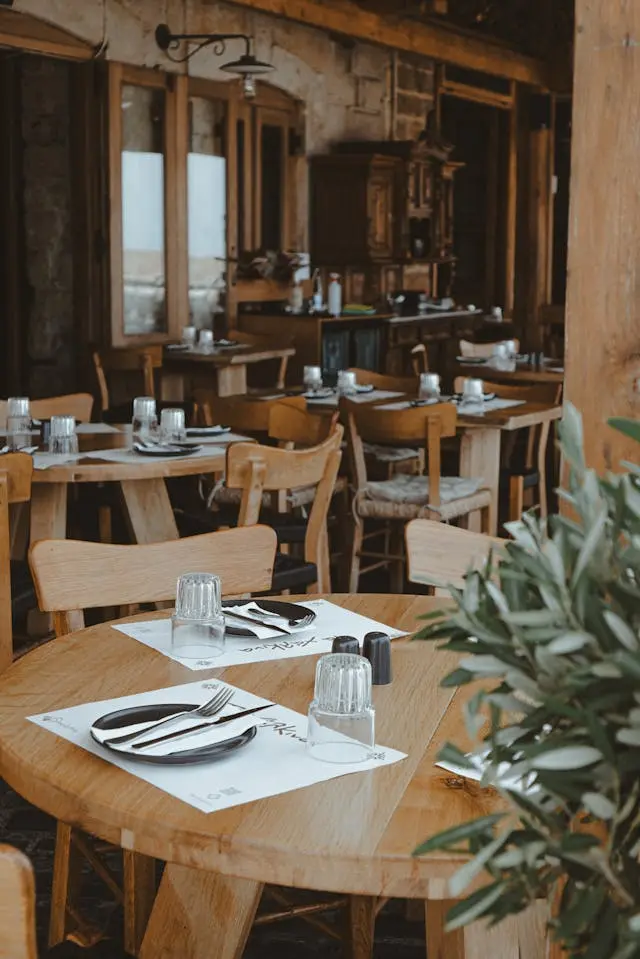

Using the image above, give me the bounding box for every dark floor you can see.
[0,778,426,958]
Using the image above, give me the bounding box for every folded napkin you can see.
[436,753,538,796]
[224,602,307,639]
[92,714,264,758]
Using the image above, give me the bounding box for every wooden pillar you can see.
[503,81,518,317]
[565,0,640,472]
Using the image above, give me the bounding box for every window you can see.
[108,66,303,346]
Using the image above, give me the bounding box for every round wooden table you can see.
[0,594,545,958]
[30,427,229,545]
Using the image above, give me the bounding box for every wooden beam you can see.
[565,0,640,473]
[0,10,94,61]
[203,0,551,87]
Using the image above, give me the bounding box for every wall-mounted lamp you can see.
[155,23,275,100]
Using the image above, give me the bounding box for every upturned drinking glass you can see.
[459,378,485,415]
[6,396,32,450]
[307,653,375,764]
[419,373,441,401]
[48,415,79,455]
[198,329,215,353]
[171,572,225,660]
[182,325,197,348]
[132,396,158,444]
[303,365,323,392]
[159,407,186,443]
[337,370,357,397]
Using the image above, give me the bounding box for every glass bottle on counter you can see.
[328,273,342,318]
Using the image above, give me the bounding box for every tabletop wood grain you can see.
[0,594,505,900]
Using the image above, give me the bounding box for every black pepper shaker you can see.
[362,631,392,685]
[331,635,361,655]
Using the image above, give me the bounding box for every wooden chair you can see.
[92,345,163,413]
[455,377,561,522]
[406,519,503,591]
[0,845,37,959]
[342,400,493,592]
[410,343,429,376]
[347,369,423,479]
[227,328,291,391]
[226,427,343,593]
[28,525,277,956]
[539,304,565,358]
[0,393,94,429]
[268,397,337,449]
[458,338,520,359]
[193,390,306,435]
[0,453,33,673]
[347,368,418,393]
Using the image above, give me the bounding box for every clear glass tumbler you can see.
[160,407,186,443]
[419,373,441,402]
[198,329,214,353]
[6,396,32,450]
[171,572,225,660]
[182,325,197,348]
[337,370,357,397]
[459,378,485,415]
[48,415,79,455]
[303,365,323,393]
[132,396,158,445]
[307,653,375,764]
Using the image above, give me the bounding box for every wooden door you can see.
[367,167,395,259]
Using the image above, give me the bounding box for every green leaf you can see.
[445,881,507,931]
[571,506,607,587]
[582,792,617,820]
[608,417,640,445]
[413,814,504,857]
[547,632,592,654]
[530,746,602,770]
[603,610,639,651]
[448,831,510,898]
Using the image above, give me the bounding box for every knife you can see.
[128,703,274,750]
[224,609,292,635]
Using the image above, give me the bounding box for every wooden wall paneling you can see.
[504,81,518,317]
[107,63,125,348]
[485,109,499,308]
[565,0,640,473]
[166,74,189,341]
[0,10,93,61]
[220,0,552,86]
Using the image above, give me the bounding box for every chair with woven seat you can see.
[28,525,277,956]
[406,518,503,592]
[342,399,493,592]
[455,377,561,523]
[226,427,343,593]
[346,368,422,479]
[92,345,163,418]
[0,845,37,959]
[0,453,34,671]
[459,338,520,359]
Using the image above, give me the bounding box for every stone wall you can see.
[20,54,75,396]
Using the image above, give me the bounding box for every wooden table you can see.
[456,361,564,386]
[457,401,563,533]
[30,427,231,545]
[162,343,296,400]
[0,594,546,958]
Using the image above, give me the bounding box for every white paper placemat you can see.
[29,679,406,813]
[457,398,525,416]
[113,599,407,670]
[376,398,441,411]
[76,423,121,434]
[32,452,79,470]
[306,390,405,408]
[436,754,537,796]
[81,445,226,465]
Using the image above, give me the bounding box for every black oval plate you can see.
[91,702,257,765]
[222,599,316,638]
[133,444,201,457]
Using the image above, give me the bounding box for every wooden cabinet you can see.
[310,155,403,265]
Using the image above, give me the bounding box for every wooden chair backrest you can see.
[268,398,338,448]
[411,344,429,376]
[0,394,94,429]
[227,328,291,390]
[193,392,305,434]
[226,427,343,567]
[342,400,456,510]
[347,368,418,393]
[0,845,37,959]
[0,453,33,674]
[406,519,503,589]
[92,345,163,411]
[458,338,520,358]
[29,525,277,636]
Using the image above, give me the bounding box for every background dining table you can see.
[162,342,296,400]
[455,361,564,386]
[0,593,548,959]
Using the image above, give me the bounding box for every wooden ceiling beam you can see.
[210,0,551,87]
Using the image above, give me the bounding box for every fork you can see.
[249,607,315,630]
[102,687,234,746]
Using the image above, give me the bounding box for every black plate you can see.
[133,444,200,457]
[222,599,316,638]
[354,384,375,393]
[186,426,231,437]
[91,702,257,765]
[452,392,496,403]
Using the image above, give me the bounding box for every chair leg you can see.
[345,895,376,959]
[49,823,84,947]
[509,475,525,523]
[315,525,332,593]
[349,514,364,593]
[425,900,465,958]
[389,524,405,594]
[123,851,157,957]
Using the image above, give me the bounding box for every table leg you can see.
[345,895,377,959]
[425,900,548,959]
[217,365,247,396]
[139,864,263,959]
[30,483,68,541]
[459,428,501,535]
[120,478,179,544]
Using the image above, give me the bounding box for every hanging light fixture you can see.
[155,23,275,100]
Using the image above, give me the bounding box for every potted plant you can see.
[414,407,640,957]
